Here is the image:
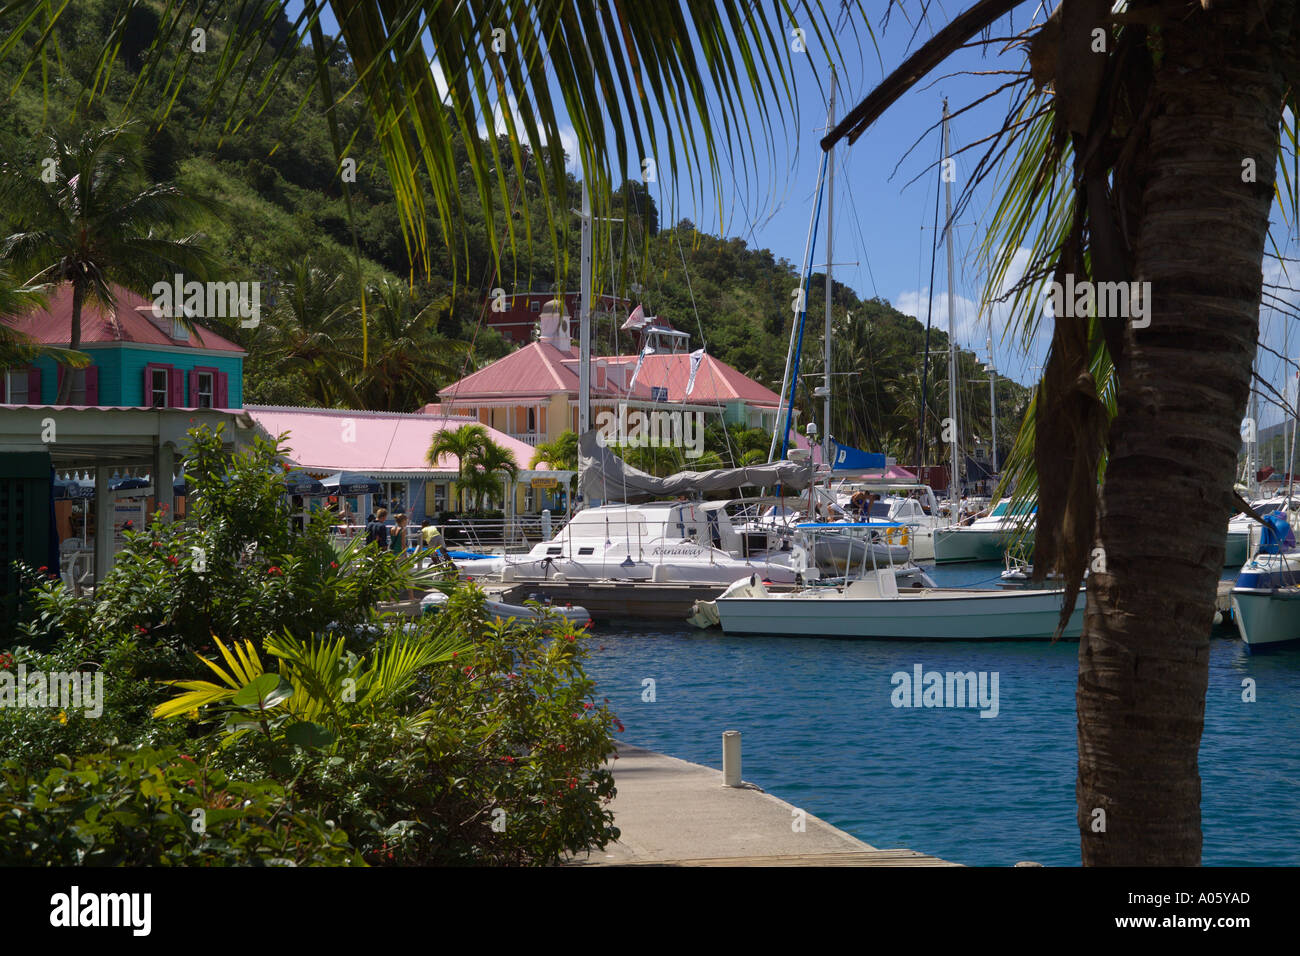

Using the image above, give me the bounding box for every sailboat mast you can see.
[988,328,998,477]
[942,100,960,509]
[824,73,836,465]
[579,179,593,435]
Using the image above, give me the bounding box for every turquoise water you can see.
[581,562,1300,866]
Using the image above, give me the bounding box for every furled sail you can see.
[579,430,814,503]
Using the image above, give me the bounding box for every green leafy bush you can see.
[15,425,436,654]
[0,745,361,866]
[155,586,621,865]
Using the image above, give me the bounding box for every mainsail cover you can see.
[830,440,887,471]
[579,430,814,503]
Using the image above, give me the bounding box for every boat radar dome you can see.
[538,297,571,349]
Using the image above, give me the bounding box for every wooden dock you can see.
[570,743,957,867]
[620,849,957,867]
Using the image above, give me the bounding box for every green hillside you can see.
[0,0,1027,462]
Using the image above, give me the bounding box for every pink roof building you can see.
[243,405,571,518]
[437,298,791,447]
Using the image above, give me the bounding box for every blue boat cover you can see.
[1259,512,1295,554]
[831,441,887,471]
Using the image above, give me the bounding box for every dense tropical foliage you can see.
[2,426,621,865]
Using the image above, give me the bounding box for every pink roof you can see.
[839,465,919,481]
[3,283,244,352]
[244,406,553,474]
[440,340,781,407]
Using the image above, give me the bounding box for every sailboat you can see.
[700,101,1091,639]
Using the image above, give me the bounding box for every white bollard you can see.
[722,730,741,787]
[541,508,552,540]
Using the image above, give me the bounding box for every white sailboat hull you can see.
[1230,588,1300,648]
[716,585,1084,639]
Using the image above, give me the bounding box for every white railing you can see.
[434,515,550,551]
[507,432,542,446]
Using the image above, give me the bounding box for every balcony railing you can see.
[508,431,542,446]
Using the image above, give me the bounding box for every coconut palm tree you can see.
[258,258,362,407]
[14,0,1296,869]
[469,438,520,512]
[427,424,491,512]
[529,431,579,472]
[353,279,470,411]
[0,266,93,380]
[0,123,212,402]
[820,2,1299,866]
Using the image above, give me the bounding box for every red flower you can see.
[0,653,13,671]
[463,665,474,675]
[168,555,179,565]
[499,755,516,764]
[330,561,338,569]
[267,566,282,576]
[135,625,148,634]
[159,504,169,512]
[451,652,458,658]
[582,702,592,710]
[180,754,195,762]
[557,744,566,751]
[614,721,625,733]
[37,565,48,572]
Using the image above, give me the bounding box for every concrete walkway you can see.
[570,743,955,866]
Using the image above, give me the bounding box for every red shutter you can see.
[189,369,199,406]
[216,371,229,409]
[84,366,98,406]
[169,366,182,407]
[27,366,41,404]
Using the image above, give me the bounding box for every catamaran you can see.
[455,498,807,586]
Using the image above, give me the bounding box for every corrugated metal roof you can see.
[244,405,553,474]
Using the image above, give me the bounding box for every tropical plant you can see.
[352,278,470,411]
[16,425,438,652]
[153,585,620,866]
[255,258,362,407]
[530,430,579,471]
[428,424,488,512]
[0,122,212,401]
[0,744,361,866]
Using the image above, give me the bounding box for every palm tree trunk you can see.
[55,281,85,404]
[1078,3,1294,865]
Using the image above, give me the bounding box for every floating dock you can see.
[493,579,793,624]
[570,743,957,867]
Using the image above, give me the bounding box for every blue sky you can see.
[298,2,1298,420]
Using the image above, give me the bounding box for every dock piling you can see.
[722,730,741,787]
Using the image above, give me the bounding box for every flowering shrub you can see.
[156,586,621,866]
[14,425,435,654]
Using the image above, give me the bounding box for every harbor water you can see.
[581,561,1300,866]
